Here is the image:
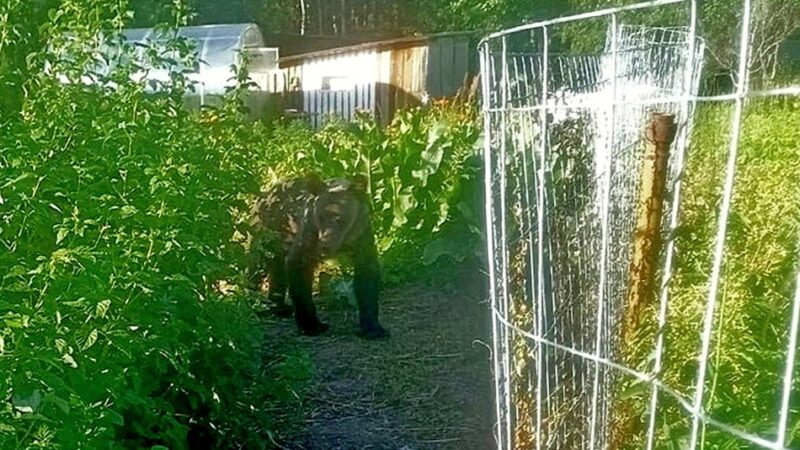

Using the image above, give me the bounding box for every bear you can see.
[247,173,389,339]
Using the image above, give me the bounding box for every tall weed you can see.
[622,99,800,448]
[0,2,303,448]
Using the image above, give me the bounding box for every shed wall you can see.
[389,44,428,113]
[268,34,474,127]
[426,36,471,97]
[273,50,380,128]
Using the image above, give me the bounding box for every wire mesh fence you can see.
[479,0,800,448]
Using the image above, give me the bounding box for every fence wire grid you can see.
[479,0,800,449]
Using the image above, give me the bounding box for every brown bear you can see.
[247,174,388,339]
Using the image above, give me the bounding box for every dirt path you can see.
[263,268,496,450]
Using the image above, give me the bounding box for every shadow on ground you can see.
[262,267,496,450]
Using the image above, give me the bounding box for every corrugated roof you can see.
[279,31,475,66]
[123,23,262,44]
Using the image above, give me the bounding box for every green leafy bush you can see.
[1,2,482,448]
[0,2,306,449]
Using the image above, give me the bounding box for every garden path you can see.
[264,267,495,450]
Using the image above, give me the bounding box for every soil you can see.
[262,267,496,450]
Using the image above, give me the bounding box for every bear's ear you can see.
[303,173,324,195]
[350,174,368,193]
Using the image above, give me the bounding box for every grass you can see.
[622,98,800,449]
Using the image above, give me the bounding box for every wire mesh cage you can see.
[480,15,704,449]
[479,0,800,442]
[479,0,800,449]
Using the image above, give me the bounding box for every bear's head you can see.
[311,175,371,255]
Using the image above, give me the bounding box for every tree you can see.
[734,0,799,81]
[128,0,175,26]
[128,0,300,33]
[32,0,800,85]
[562,0,800,82]
[0,0,61,116]
[404,0,569,33]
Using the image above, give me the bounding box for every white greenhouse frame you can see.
[50,23,278,112]
[119,23,276,102]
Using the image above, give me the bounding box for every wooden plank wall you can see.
[303,83,376,129]
[426,36,472,98]
[261,36,474,127]
[388,44,427,115]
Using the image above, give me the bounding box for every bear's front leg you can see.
[287,251,329,336]
[266,251,293,318]
[353,235,389,339]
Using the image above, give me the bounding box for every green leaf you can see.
[12,389,42,414]
[0,172,31,190]
[62,353,78,369]
[4,314,28,329]
[618,379,648,401]
[44,394,70,415]
[427,118,449,147]
[120,205,138,217]
[56,227,69,245]
[81,329,98,351]
[4,265,29,278]
[105,409,125,426]
[95,299,111,318]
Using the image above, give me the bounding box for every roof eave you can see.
[278,31,476,67]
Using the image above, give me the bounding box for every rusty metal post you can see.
[610,112,677,450]
[621,112,677,348]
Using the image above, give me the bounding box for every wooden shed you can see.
[266,32,476,128]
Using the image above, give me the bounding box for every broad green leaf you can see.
[12,389,42,414]
[62,353,78,369]
[95,299,111,318]
[427,118,449,147]
[81,329,98,351]
[105,410,125,426]
[4,314,28,329]
[56,227,69,245]
[44,394,70,414]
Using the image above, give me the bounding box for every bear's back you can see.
[252,178,318,251]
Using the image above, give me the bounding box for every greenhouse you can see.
[120,23,276,99]
[49,23,277,109]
